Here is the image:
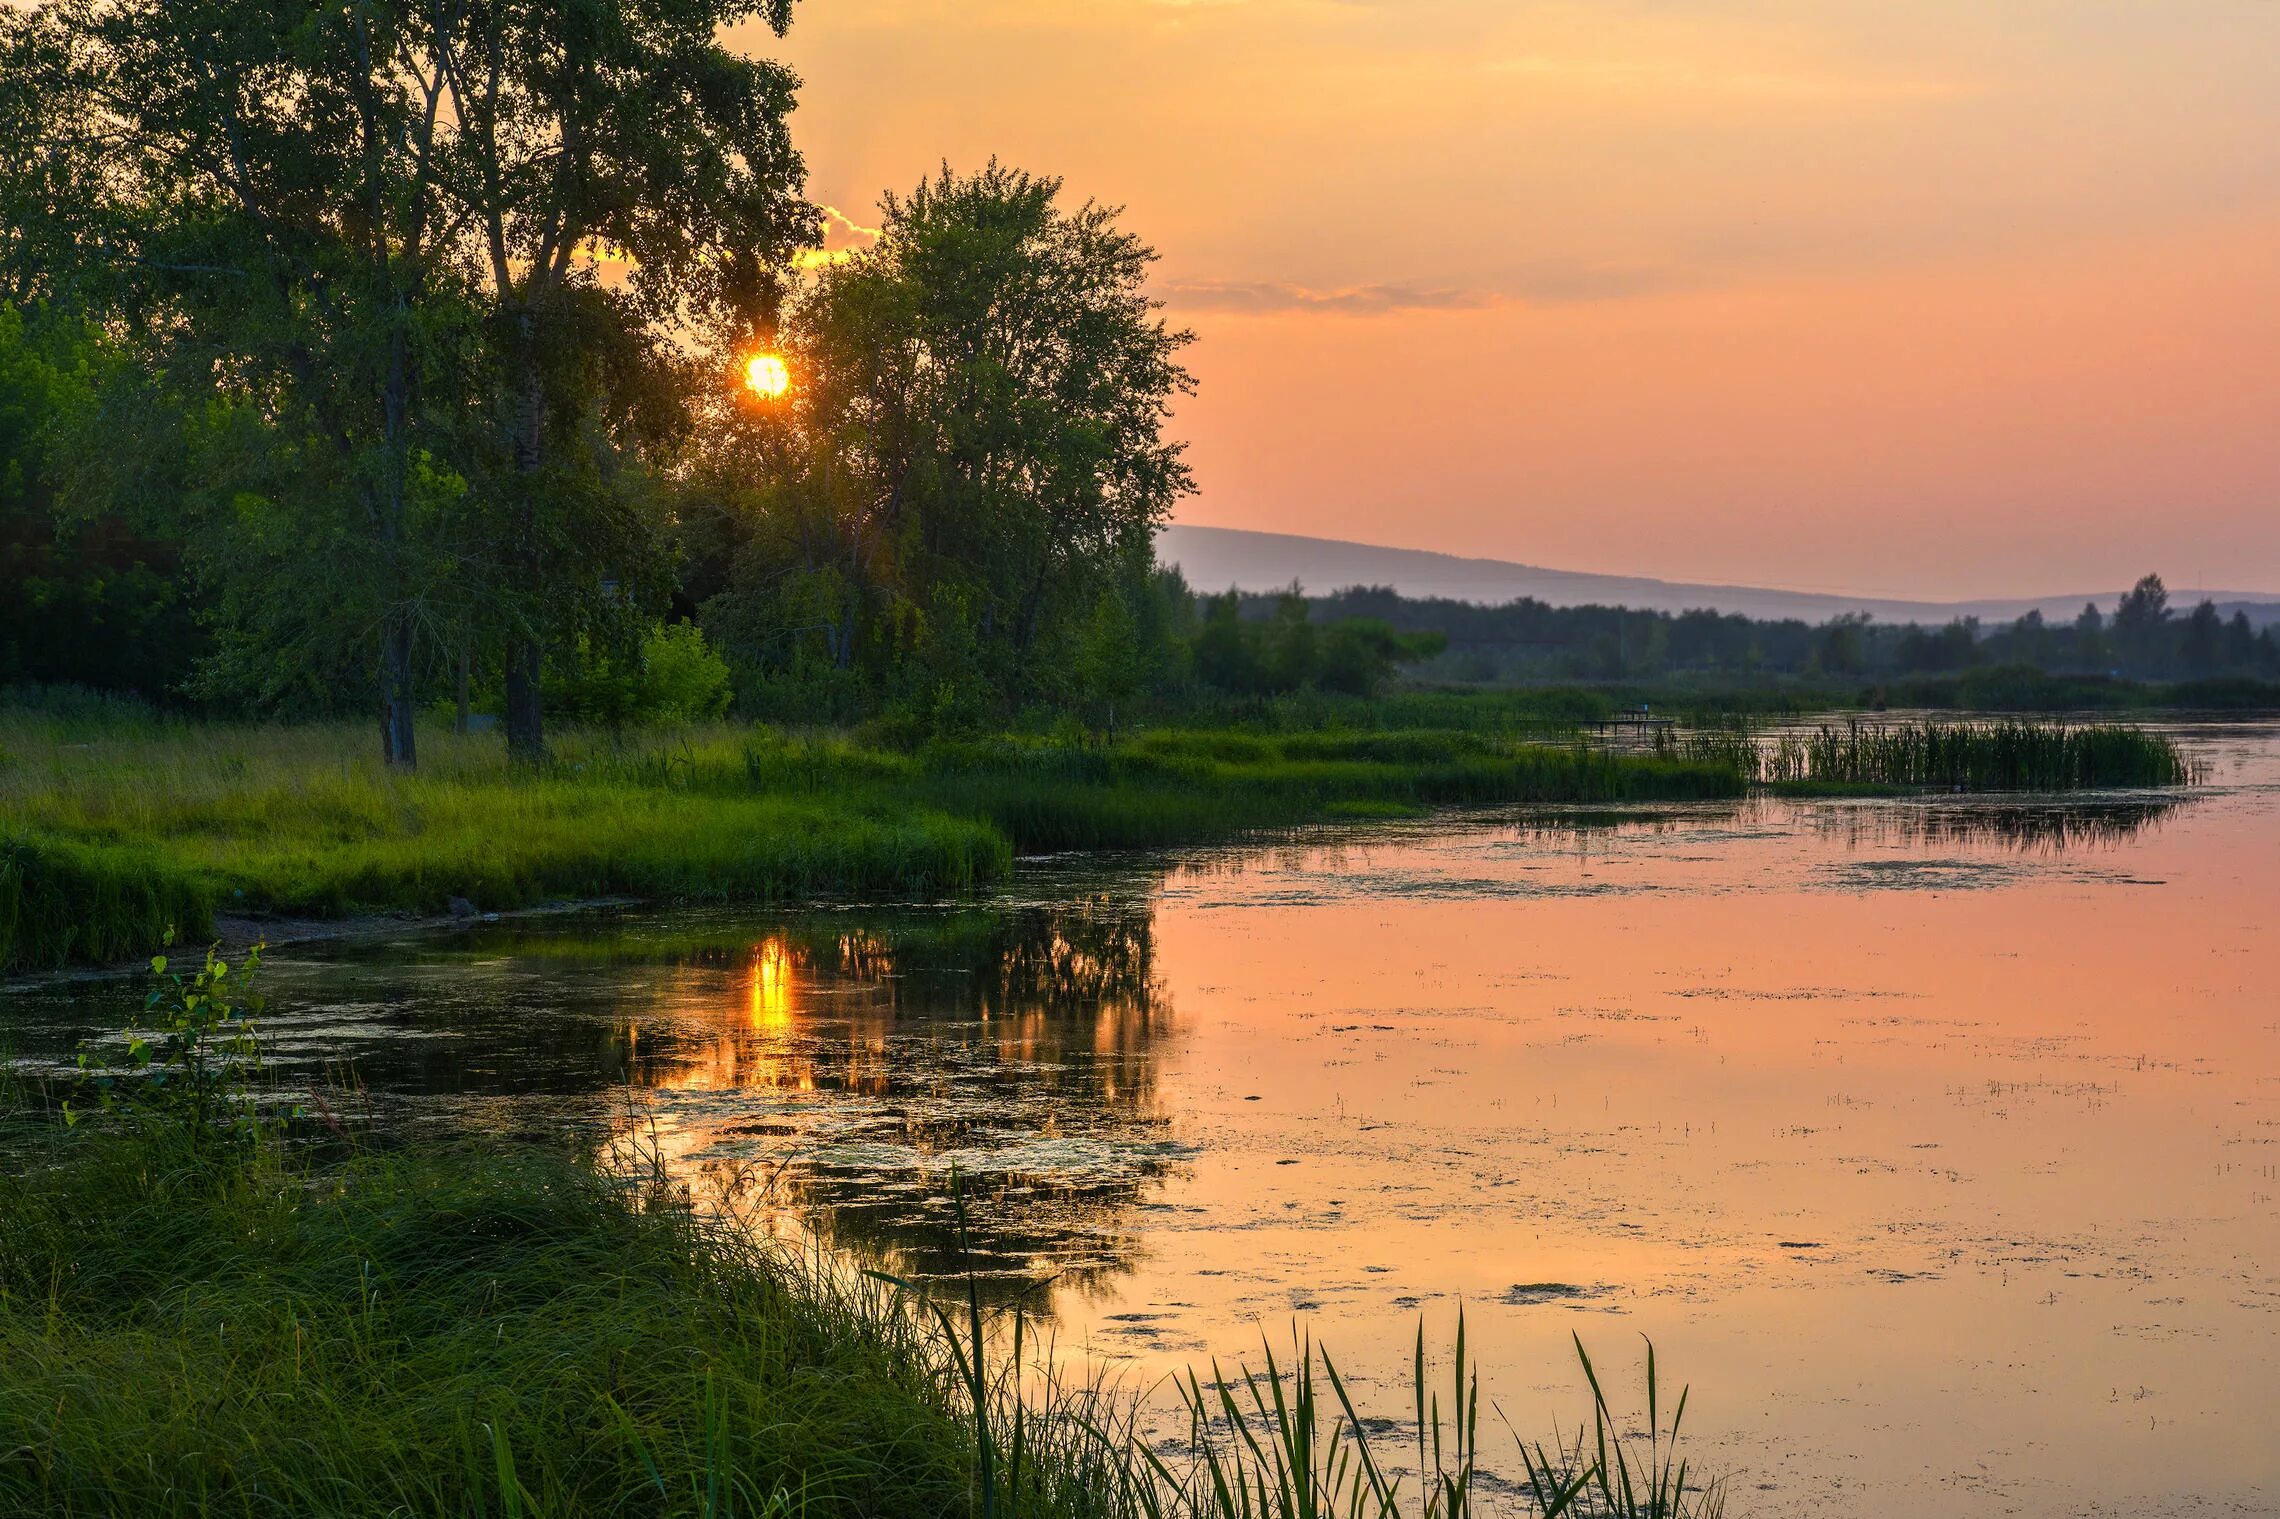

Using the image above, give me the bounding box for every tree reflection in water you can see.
[443,900,1185,1307]
[1499,795,2182,858]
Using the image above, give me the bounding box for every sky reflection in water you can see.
[9,724,2277,1516]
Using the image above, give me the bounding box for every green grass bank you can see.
[0,1109,1076,1518]
[0,713,1742,973]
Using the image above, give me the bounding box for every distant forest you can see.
[1229,574,2280,690]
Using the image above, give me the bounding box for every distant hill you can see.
[1158,525,2280,628]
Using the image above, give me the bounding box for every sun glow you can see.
[749,937,794,1028]
[743,352,790,400]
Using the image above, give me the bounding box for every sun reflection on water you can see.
[749,936,794,1029]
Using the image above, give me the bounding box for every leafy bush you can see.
[66,940,271,1153]
[550,622,735,728]
[640,621,735,723]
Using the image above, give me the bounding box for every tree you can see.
[2115,573,2169,627]
[1817,614,1868,676]
[1073,587,1143,740]
[695,161,1195,724]
[428,0,817,759]
[1,0,480,763]
[886,163,1193,691]
[2223,610,2258,671]
[1264,587,1317,692]
[2181,599,2223,674]
[1192,591,1261,694]
[0,305,205,695]
[1,0,816,762]
[1318,618,1444,696]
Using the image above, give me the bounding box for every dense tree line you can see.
[1297,574,2280,686]
[5,3,1454,754]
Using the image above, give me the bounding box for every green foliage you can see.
[550,622,737,728]
[1186,591,1447,701]
[642,622,738,723]
[692,162,1195,728]
[0,306,205,697]
[1073,588,1145,737]
[0,0,816,764]
[0,1130,996,1518]
[66,940,271,1152]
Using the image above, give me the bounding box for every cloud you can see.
[1482,52,1976,104]
[794,205,885,270]
[1156,262,1676,315]
[1156,279,1504,315]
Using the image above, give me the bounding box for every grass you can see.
[1,833,215,974]
[0,1103,1722,1519]
[0,1122,1019,1517]
[0,913,1730,1519]
[0,712,1741,973]
[908,731,1740,853]
[1656,718,2193,792]
[0,706,2201,973]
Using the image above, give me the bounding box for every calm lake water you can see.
[10,722,2277,1515]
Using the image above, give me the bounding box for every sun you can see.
[743,352,790,400]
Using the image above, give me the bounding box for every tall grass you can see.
[2,930,1732,1519]
[0,1124,999,1516]
[0,714,1741,971]
[1056,1319,1722,1519]
[0,1105,1727,1519]
[909,732,1740,853]
[1657,718,2191,792]
[0,834,213,974]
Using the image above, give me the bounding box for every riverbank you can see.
[0,1093,1724,1519]
[1,924,1720,1519]
[0,715,1742,974]
[0,1108,1038,1517]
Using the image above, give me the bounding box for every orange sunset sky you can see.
[740,1,2280,601]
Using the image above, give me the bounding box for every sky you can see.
[739,1,2280,600]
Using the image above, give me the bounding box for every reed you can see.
[1658,718,2191,792]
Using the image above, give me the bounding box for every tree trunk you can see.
[503,330,547,762]
[379,611,418,769]
[453,643,472,735]
[503,638,543,762]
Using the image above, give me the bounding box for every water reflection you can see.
[2,899,1185,1304]
[528,906,1188,1300]
[1495,796,2181,856]
[1805,797,2183,852]
[8,747,2275,1515]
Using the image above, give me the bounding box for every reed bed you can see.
[1656,718,2191,792]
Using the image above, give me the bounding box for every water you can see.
[9,722,2277,1515]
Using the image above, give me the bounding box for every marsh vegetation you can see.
[1,950,1723,1518]
[1655,717,2192,791]
[0,712,1743,973]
